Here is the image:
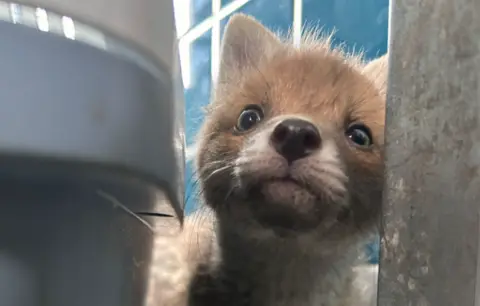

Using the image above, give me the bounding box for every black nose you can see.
[270,119,321,163]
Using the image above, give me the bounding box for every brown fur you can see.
[154,14,389,306]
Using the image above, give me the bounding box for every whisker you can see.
[184,158,237,210]
[202,164,234,183]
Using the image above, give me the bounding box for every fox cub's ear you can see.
[218,14,282,84]
[361,54,389,96]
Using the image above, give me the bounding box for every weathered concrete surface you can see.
[379,0,480,306]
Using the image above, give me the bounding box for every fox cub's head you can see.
[196,14,386,241]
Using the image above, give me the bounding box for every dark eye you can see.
[235,105,264,132]
[346,123,373,147]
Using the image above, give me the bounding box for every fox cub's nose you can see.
[270,119,321,163]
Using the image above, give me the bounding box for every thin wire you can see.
[96,189,155,233]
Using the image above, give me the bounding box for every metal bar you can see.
[379,0,480,305]
[211,0,221,83]
[292,0,303,46]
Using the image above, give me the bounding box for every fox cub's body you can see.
[155,14,388,306]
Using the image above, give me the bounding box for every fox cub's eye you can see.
[346,123,373,148]
[235,105,264,132]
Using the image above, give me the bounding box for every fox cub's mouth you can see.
[256,176,318,207]
[247,177,324,233]
[264,176,315,196]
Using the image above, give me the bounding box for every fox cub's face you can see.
[196,14,386,239]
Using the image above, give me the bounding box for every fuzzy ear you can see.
[218,14,282,84]
[362,54,389,96]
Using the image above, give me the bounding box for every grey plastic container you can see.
[0,6,184,306]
